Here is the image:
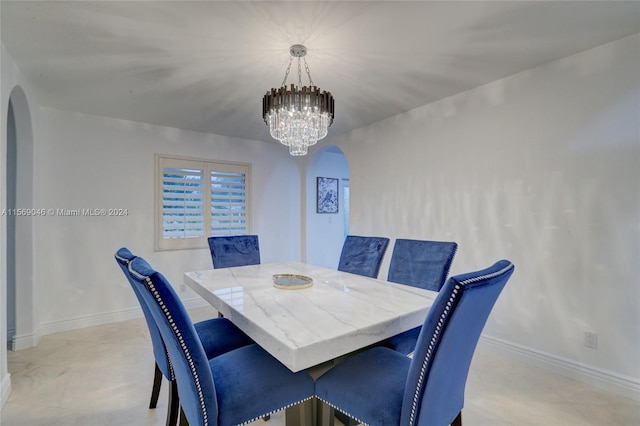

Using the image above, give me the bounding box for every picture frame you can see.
[316,177,339,213]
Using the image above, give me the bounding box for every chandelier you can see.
[262,44,335,156]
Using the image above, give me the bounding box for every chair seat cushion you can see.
[210,344,314,426]
[316,347,410,426]
[194,318,253,359]
[381,326,421,355]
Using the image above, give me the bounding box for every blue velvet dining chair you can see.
[114,248,254,426]
[127,256,315,426]
[337,235,390,278]
[207,235,261,269]
[316,259,515,426]
[381,239,458,355]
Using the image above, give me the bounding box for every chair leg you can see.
[451,411,462,426]
[179,406,188,426]
[166,380,180,426]
[149,363,163,409]
[316,399,335,426]
[285,399,314,426]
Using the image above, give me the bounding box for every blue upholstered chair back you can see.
[400,260,514,426]
[128,257,218,426]
[114,247,173,381]
[208,235,261,269]
[387,239,458,291]
[337,235,390,278]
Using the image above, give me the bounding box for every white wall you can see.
[32,108,302,331]
[305,148,349,268]
[328,34,640,397]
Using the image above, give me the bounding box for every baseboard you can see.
[182,297,209,310]
[38,297,209,337]
[479,334,640,401]
[11,331,41,351]
[1,372,11,410]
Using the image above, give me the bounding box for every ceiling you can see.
[2,1,639,143]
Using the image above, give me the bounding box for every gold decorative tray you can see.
[273,274,313,290]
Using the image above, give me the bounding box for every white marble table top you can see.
[184,262,436,372]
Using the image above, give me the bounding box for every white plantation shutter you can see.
[210,167,248,234]
[162,164,205,239]
[156,155,251,250]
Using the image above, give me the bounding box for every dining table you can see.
[183,261,437,425]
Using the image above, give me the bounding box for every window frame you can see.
[154,153,252,251]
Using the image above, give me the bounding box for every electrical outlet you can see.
[584,331,598,349]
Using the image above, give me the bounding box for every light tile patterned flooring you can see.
[2,307,639,426]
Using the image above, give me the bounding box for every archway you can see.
[304,145,350,268]
[6,86,36,351]
[6,100,17,345]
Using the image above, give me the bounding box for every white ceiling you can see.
[2,1,639,143]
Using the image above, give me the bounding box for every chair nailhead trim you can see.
[407,283,460,426]
[118,254,177,381]
[407,262,514,426]
[315,397,369,426]
[237,396,315,426]
[445,245,459,282]
[458,263,514,286]
[130,265,210,426]
[165,348,175,380]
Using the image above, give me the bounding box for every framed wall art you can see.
[316,177,339,213]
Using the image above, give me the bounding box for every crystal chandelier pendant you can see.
[262,45,335,156]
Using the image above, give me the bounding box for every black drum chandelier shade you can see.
[262,45,335,156]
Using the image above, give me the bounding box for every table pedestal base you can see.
[286,398,347,426]
[285,399,314,426]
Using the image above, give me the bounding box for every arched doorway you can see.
[5,86,36,351]
[305,145,350,268]
[6,100,17,345]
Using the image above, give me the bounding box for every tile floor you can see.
[2,306,639,426]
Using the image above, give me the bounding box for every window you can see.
[155,154,251,250]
